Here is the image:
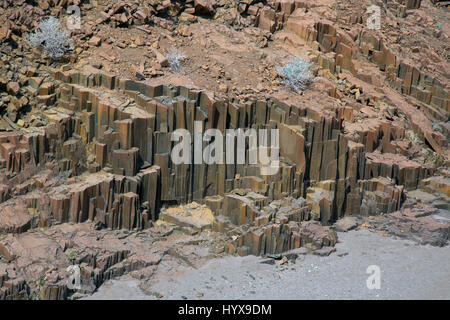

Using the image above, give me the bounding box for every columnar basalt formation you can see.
[0,223,163,300]
[36,66,420,228]
[0,0,449,300]
[0,64,422,262]
[241,1,449,154]
[370,207,450,247]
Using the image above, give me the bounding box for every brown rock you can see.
[0,26,11,41]
[194,0,215,15]
[6,82,20,96]
[88,36,102,46]
[372,208,450,247]
[179,12,197,23]
[39,82,54,96]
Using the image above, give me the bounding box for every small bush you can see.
[276,57,314,91]
[166,50,186,72]
[26,17,73,59]
[66,249,78,262]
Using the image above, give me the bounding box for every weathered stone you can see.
[333,216,358,232]
[6,82,20,96]
[160,202,214,231]
[88,36,102,46]
[194,0,215,15]
[371,208,450,247]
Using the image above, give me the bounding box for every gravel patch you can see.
[85,229,450,300]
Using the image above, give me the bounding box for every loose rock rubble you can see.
[0,0,448,299]
[369,207,450,246]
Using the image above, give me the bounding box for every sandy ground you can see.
[85,229,450,300]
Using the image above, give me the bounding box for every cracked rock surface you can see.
[0,0,449,299]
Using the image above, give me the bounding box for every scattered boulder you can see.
[194,0,215,15]
[334,216,359,232]
[160,202,215,231]
[312,246,336,257]
[6,82,20,96]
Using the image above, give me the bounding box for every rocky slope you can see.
[0,0,448,299]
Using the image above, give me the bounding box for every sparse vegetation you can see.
[66,249,78,262]
[26,17,73,59]
[406,130,420,144]
[276,57,314,92]
[166,50,186,72]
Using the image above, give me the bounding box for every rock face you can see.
[40,66,413,227]
[229,220,337,256]
[160,202,215,231]
[0,65,423,299]
[333,216,358,232]
[370,208,450,247]
[279,2,448,156]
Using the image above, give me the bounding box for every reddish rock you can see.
[371,208,450,247]
[6,82,20,96]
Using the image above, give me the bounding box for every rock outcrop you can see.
[0,0,448,300]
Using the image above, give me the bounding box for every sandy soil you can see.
[85,229,450,300]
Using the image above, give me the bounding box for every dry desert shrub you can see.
[166,50,186,72]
